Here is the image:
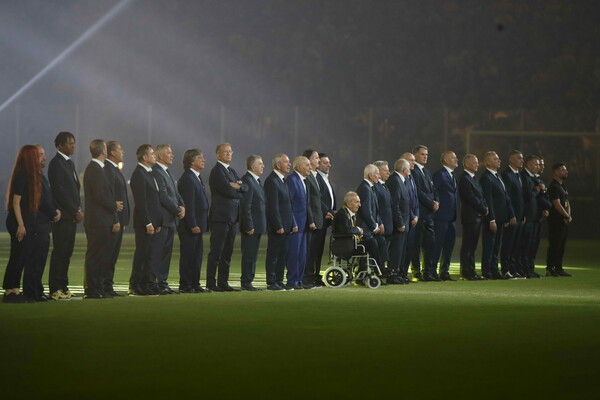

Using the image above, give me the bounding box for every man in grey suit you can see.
[152,144,185,294]
[239,155,266,291]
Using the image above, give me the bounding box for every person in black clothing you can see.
[546,163,572,277]
[82,140,123,299]
[48,131,82,300]
[3,145,60,303]
[104,141,130,296]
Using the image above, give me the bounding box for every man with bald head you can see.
[285,156,314,289]
[432,151,459,281]
[264,154,298,290]
[479,151,516,280]
[457,154,487,280]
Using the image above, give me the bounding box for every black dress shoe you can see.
[302,283,316,290]
[413,272,423,280]
[440,274,455,281]
[283,283,296,290]
[422,274,439,282]
[556,269,572,277]
[193,286,212,293]
[266,284,283,291]
[387,275,405,284]
[85,292,104,299]
[2,293,28,303]
[219,285,240,292]
[241,285,260,291]
[209,285,224,292]
[179,286,194,293]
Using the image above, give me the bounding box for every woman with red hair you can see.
[2,145,61,303]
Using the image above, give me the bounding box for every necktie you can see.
[516,172,522,186]
[257,177,261,185]
[351,214,356,226]
[67,159,77,181]
[495,173,506,191]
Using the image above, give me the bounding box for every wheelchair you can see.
[323,235,383,289]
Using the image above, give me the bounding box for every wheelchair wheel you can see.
[324,266,347,288]
[365,275,381,289]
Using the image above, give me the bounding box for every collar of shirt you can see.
[398,172,406,183]
[364,179,374,188]
[415,162,425,171]
[156,162,169,171]
[525,168,535,177]
[295,170,306,182]
[247,170,260,181]
[189,168,201,178]
[106,159,118,168]
[378,179,385,184]
[486,168,499,175]
[138,162,153,172]
[274,169,285,182]
[311,170,318,178]
[92,158,104,168]
[218,160,230,169]
[466,170,476,178]
[509,166,520,174]
[344,206,356,218]
[317,170,329,180]
[443,165,455,175]
[58,151,71,161]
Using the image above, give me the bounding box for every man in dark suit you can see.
[500,150,525,278]
[206,143,247,292]
[373,161,404,284]
[432,151,459,281]
[411,145,440,281]
[356,164,388,272]
[286,156,315,290]
[177,149,210,293]
[105,141,130,296]
[152,144,185,294]
[480,151,516,280]
[302,149,324,289]
[264,154,298,291]
[48,131,83,300]
[129,144,163,295]
[399,152,420,281]
[313,153,336,286]
[239,154,266,291]
[385,158,412,283]
[518,155,543,278]
[82,140,123,299]
[457,154,488,280]
[530,158,552,275]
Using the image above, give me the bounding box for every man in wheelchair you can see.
[331,192,385,284]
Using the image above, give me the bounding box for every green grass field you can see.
[1,232,600,399]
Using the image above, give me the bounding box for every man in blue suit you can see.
[286,156,315,289]
[206,143,247,292]
[399,152,420,281]
[500,150,525,278]
[386,158,412,283]
[239,155,266,291]
[432,151,459,281]
[411,145,440,281]
[264,154,298,291]
[480,151,516,280]
[152,144,185,294]
[177,149,210,293]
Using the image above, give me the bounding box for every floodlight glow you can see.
[0,0,134,114]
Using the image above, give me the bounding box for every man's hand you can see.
[509,217,517,225]
[191,226,201,234]
[116,201,124,212]
[325,212,334,219]
[276,228,285,234]
[398,226,406,232]
[112,222,121,233]
[53,210,61,222]
[245,229,255,235]
[411,217,418,227]
[489,221,497,232]
[309,223,316,230]
[432,201,440,211]
[542,210,549,217]
[292,226,298,233]
[75,209,84,223]
[229,182,241,190]
[178,206,185,219]
[146,225,155,235]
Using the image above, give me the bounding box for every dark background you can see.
[1,0,599,236]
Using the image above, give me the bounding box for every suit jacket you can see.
[178,169,209,233]
[333,207,362,237]
[480,170,514,224]
[412,165,438,219]
[520,169,538,222]
[104,160,130,226]
[356,180,381,237]
[501,167,524,221]
[316,171,336,215]
[48,153,81,220]
[406,174,419,221]
[264,170,296,234]
[534,175,552,221]
[432,167,457,222]
[386,172,410,229]
[373,182,394,235]
[208,162,247,224]
[458,171,488,224]
[306,172,324,229]
[130,164,163,229]
[286,171,312,232]
[83,161,118,228]
[240,172,266,234]
[153,164,185,228]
